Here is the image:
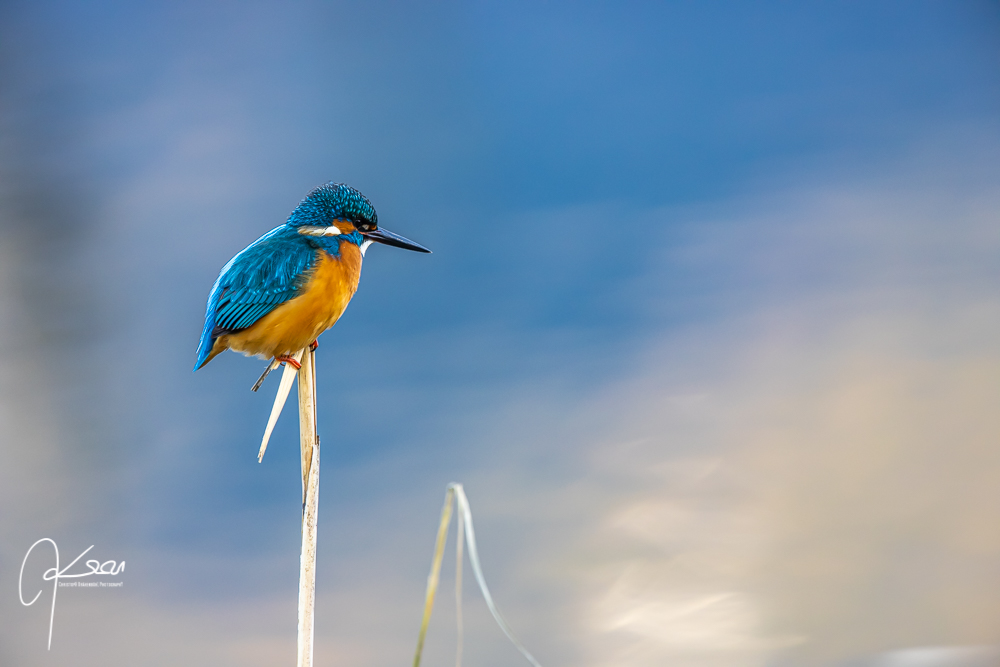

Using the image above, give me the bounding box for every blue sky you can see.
[1,2,999,666]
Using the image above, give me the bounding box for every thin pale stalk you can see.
[297,346,320,667]
[455,503,464,667]
[413,487,455,667]
[451,484,542,667]
[251,358,280,392]
[258,350,304,462]
[298,347,318,501]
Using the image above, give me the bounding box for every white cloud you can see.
[472,133,1000,667]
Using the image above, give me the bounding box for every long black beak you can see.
[363,227,431,253]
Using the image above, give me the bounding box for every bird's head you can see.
[287,182,430,254]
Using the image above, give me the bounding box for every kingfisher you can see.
[195,182,430,371]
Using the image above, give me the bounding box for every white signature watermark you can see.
[19,538,125,650]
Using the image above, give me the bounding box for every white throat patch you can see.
[359,239,373,256]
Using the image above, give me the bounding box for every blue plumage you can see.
[286,183,377,230]
[194,183,373,370]
[195,227,312,369]
[195,182,430,371]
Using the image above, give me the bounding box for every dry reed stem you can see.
[297,347,320,667]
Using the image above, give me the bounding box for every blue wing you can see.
[195,226,318,370]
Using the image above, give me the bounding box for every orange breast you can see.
[217,241,363,360]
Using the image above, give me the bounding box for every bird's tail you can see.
[194,302,219,371]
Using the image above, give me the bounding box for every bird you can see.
[195,182,430,372]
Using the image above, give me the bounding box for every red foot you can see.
[309,340,319,351]
[275,355,301,370]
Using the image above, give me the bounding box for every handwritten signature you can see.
[19,538,125,650]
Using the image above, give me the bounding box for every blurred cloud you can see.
[869,646,999,667]
[424,134,1000,667]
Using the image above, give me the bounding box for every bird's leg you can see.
[275,354,302,370]
[309,340,319,351]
